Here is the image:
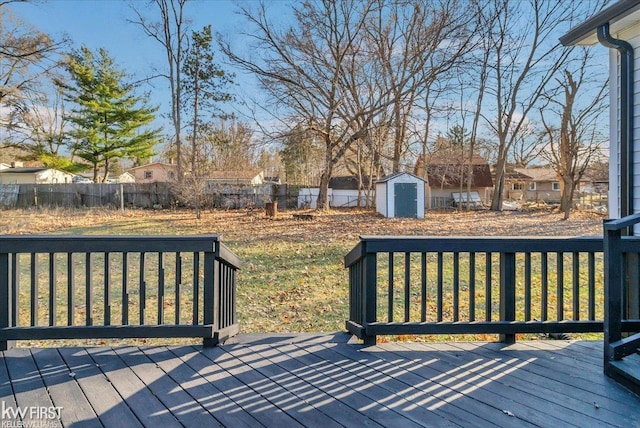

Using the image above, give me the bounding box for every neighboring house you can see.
[0,166,73,184]
[115,172,135,183]
[0,163,9,170]
[128,162,177,183]
[511,167,562,203]
[297,175,374,208]
[414,154,493,209]
[560,1,640,219]
[207,170,264,185]
[577,170,609,195]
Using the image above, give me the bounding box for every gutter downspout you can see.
[597,22,634,219]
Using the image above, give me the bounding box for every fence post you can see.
[203,246,216,347]
[499,252,516,344]
[362,242,377,346]
[0,252,15,350]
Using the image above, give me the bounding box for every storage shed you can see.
[376,172,425,218]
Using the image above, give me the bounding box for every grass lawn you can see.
[0,207,604,345]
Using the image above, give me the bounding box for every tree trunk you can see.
[317,171,331,210]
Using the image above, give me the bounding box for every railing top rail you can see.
[0,234,223,254]
[604,213,640,231]
[218,242,242,269]
[345,235,604,267]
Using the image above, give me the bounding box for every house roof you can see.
[560,0,640,46]
[329,175,374,190]
[414,154,493,188]
[427,164,494,188]
[0,167,48,174]
[514,167,558,182]
[504,170,534,181]
[376,172,425,184]
[208,170,262,181]
[128,162,176,170]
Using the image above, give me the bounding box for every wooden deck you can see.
[2,333,639,427]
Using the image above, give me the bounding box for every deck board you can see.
[30,348,100,427]
[56,347,143,428]
[1,334,639,428]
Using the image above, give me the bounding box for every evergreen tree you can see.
[57,46,161,182]
[182,25,234,176]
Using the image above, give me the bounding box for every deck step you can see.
[609,353,640,396]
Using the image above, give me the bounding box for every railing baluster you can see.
[588,252,596,321]
[158,252,165,325]
[453,252,460,322]
[557,252,564,321]
[139,252,146,325]
[485,252,492,322]
[437,252,443,322]
[11,253,18,328]
[388,252,394,322]
[573,252,580,320]
[67,253,74,326]
[122,252,129,325]
[469,252,476,322]
[421,252,427,322]
[175,252,182,325]
[541,252,548,321]
[193,252,200,325]
[524,253,531,321]
[31,253,38,326]
[0,252,13,350]
[104,252,110,326]
[49,253,56,326]
[85,252,92,326]
[404,252,410,322]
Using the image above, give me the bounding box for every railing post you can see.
[203,243,217,347]
[363,242,377,346]
[0,252,15,350]
[499,252,516,344]
[604,220,623,370]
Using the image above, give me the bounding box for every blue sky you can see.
[10,0,265,130]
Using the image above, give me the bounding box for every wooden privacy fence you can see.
[345,235,640,345]
[0,235,241,350]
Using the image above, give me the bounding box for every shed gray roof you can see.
[376,172,425,184]
[560,0,640,46]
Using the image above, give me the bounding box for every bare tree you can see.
[131,0,189,183]
[0,4,64,130]
[539,48,608,219]
[220,0,380,209]
[368,0,475,173]
[479,0,574,211]
[221,0,471,210]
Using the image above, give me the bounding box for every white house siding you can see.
[609,23,640,219]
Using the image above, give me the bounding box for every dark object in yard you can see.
[293,213,314,220]
[265,201,278,217]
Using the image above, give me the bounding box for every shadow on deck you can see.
[1,333,639,427]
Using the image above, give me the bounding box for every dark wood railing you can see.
[604,213,640,391]
[0,235,240,350]
[346,235,640,345]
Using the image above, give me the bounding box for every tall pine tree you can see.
[57,46,161,182]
